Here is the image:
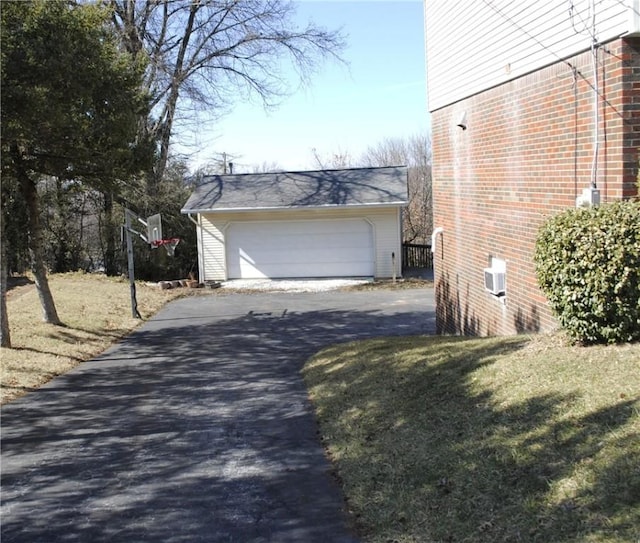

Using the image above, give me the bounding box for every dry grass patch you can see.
[342,277,433,291]
[303,334,640,543]
[1,272,193,404]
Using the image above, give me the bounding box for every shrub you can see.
[534,200,640,344]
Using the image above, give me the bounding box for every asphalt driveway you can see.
[1,287,435,542]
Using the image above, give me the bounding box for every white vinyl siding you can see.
[372,208,403,278]
[198,215,226,282]
[198,207,402,280]
[425,0,635,111]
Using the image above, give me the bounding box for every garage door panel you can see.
[252,233,358,251]
[240,250,373,267]
[236,243,372,261]
[236,260,371,279]
[227,220,374,278]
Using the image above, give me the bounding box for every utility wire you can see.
[480,0,610,192]
[480,0,578,72]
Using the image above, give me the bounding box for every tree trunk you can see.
[75,190,87,271]
[15,154,61,325]
[103,192,118,276]
[0,196,11,347]
[151,3,195,189]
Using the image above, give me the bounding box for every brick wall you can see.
[432,37,639,336]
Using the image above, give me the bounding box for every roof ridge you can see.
[201,165,408,179]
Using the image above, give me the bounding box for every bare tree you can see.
[310,147,354,170]
[109,0,346,187]
[251,161,284,173]
[360,134,432,243]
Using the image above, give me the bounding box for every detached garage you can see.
[181,166,408,281]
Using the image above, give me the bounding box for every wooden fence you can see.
[402,243,433,270]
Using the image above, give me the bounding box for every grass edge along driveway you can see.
[1,272,189,405]
[303,334,640,543]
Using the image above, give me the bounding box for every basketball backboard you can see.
[146,214,163,245]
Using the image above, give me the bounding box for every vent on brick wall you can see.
[484,268,506,295]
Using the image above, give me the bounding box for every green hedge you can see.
[534,200,640,344]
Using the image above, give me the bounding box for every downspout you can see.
[431,227,444,253]
[590,0,599,190]
[431,227,444,284]
[576,0,601,207]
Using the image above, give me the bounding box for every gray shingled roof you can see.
[181,166,408,213]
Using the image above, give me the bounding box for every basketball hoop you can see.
[151,237,180,257]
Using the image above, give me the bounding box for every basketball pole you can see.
[122,209,171,319]
[124,209,142,319]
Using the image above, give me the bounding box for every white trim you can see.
[363,217,376,276]
[182,202,406,215]
[630,0,640,34]
[197,214,205,283]
[221,222,230,280]
[396,207,403,277]
[225,218,375,279]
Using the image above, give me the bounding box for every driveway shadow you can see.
[1,290,434,542]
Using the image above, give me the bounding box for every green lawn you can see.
[303,334,640,543]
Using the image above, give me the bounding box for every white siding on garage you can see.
[425,0,635,111]
[198,207,402,280]
[372,208,403,278]
[198,214,226,282]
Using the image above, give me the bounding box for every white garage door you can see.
[226,219,374,278]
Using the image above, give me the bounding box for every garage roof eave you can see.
[180,201,407,215]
